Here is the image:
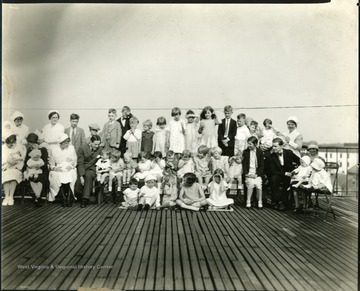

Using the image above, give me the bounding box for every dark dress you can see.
[141,131,155,154]
[23,147,49,189]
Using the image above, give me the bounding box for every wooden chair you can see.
[306,162,338,221]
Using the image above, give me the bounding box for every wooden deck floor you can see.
[1,196,358,291]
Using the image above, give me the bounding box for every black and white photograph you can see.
[1,1,358,290]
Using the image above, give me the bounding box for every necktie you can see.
[71,129,75,141]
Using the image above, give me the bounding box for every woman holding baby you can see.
[2,134,26,206]
[48,133,77,206]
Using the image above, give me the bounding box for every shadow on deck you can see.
[1,196,358,291]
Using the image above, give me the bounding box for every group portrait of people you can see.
[2,105,333,213]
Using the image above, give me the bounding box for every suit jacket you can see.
[242,148,264,177]
[65,127,86,153]
[218,118,237,148]
[100,121,122,147]
[117,114,132,150]
[77,143,103,177]
[267,148,300,177]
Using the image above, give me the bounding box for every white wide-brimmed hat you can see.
[58,133,70,143]
[310,158,325,171]
[287,116,298,125]
[10,111,24,121]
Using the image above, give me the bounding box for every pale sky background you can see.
[2,2,358,144]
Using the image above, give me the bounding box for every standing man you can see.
[117,106,133,156]
[65,113,86,153]
[75,135,102,208]
[217,105,237,157]
[266,137,300,210]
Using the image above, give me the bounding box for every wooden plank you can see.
[231,206,354,289]
[193,212,226,290]
[164,210,174,290]
[103,210,142,289]
[3,203,110,290]
[134,211,157,290]
[154,211,166,290]
[143,210,161,290]
[197,211,244,290]
[171,211,185,290]
[28,205,119,290]
[59,207,128,289]
[180,211,206,291]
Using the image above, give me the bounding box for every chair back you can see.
[324,162,339,195]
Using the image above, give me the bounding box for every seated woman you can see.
[23,133,50,206]
[176,172,207,211]
[299,158,332,209]
[49,133,77,207]
[2,134,26,206]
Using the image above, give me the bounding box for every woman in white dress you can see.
[2,134,26,206]
[10,111,30,146]
[42,110,65,155]
[275,116,303,158]
[48,133,77,206]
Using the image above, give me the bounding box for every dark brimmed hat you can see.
[26,133,39,143]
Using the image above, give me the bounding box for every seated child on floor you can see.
[122,152,137,186]
[206,169,234,210]
[138,174,161,210]
[176,172,207,211]
[120,178,140,209]
[161,174,178,209]
[24,149,45,181]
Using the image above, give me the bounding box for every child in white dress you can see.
[108,150,125,193]
[210,147,230,182]
[138,175,161,210]
[177,150,196,179]
[168,107,186,156]
[24,149,45,181]
[122,152,137,185]
[96,149,111,184]
[184,110,200,155]
[198,106,220,148]
[291,155,312,212]
[120,178,140,209]
[133,151,152,181]
[153,117,169,157]
[206,169,234,210]
[228,152,243,192]
[193,145,212,191]
[259,118,277,154]
[123,116,142,161]
[149,151,166,188]
[299,158,332,211]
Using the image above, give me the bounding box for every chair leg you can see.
[21,182,26,205]
[324,193,335,221]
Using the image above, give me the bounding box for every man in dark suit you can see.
[116,106,133,156]
[65,113,86,153]
[266,137,300,210]
[217,105,237,157]
[75,135,102,208]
